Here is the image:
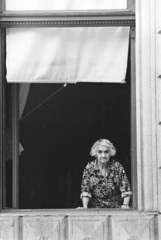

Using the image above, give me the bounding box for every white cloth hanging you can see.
[6,27,129,84]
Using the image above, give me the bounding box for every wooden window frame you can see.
[0,0,136,211]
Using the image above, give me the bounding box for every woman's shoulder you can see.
[110,159,123,168]
[85,159,97,169]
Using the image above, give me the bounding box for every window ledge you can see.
[0,209,159,217]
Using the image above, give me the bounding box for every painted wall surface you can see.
[0,213,159,240]
[135,0,161,213]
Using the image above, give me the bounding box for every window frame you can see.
[0,0,136,211]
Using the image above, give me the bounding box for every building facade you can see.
[0,0,161,239]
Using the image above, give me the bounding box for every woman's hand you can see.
[121,191,132,198]
[82,196,89,208]
[76,207,88,209]
[121,204,130,209]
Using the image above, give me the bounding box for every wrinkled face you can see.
[96,145,111,164]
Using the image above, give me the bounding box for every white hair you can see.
[90,139,116,157]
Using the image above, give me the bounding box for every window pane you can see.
[6,0,127,10]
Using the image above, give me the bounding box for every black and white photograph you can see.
[0,0,160,239]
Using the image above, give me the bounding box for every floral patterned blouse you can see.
[81,159,131,208]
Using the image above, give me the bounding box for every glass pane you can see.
[6,0,127,10]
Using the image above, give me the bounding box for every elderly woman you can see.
[80,139,132,209]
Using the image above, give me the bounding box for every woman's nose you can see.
[101,152,105,157]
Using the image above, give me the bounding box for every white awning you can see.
[6,27,130,83]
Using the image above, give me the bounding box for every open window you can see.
[0,0,136,210]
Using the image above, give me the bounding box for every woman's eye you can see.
[98,150,109,154]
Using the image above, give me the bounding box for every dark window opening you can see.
[5,77,131,209]
[3,27,134,209]
[0,0,135,212]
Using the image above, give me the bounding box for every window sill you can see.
[0,208,159,217]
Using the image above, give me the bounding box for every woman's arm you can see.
[118,162,132,208]
[121,195,131,209]
[80,164,92,208]
[121,191,132,209]
[123,195,130,205]
[82,196,90,208]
